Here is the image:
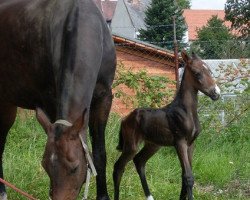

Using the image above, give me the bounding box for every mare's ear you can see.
[181,50,190,64]
[72,108,88,131]
[36,108,52,133]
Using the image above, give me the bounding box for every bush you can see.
[113,62,175,108]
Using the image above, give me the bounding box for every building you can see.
[183,9,233,42]
[112,34,177,115]
[111,0,149,39]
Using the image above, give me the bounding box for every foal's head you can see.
[36,108,87,200]
[181,50,220,100]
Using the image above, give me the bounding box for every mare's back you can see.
[0,0,55,106]
[0,0,115,107]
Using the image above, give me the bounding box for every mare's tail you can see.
[116,123,124,151]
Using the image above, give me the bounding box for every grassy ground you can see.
[3,109,250,200]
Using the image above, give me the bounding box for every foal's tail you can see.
[116,123,124,151]
[116,110,140,152]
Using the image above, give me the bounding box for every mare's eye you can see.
[70,165,79,174]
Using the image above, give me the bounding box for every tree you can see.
[190,15,246,59]
[225,0,250,39]
[138,0,187,50]
[176,0,191,9]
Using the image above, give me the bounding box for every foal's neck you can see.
[175,69,198,112]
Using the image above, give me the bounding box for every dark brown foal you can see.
[113,50,220,200]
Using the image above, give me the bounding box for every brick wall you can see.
[111,47,176,116]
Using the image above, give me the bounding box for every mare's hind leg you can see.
[175,140,194,200]
[113,147,137,200]
[0,105,17,200]
[188,143,194,167]
[89,86,113,200]
[133,142,160,200]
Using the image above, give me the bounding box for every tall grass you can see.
[3,109,250,199]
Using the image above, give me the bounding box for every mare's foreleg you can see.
[175,140,194,200]
[113,148,137,200]
[133,142,160,200]
[0,105,17,200]
[89,87,113,200]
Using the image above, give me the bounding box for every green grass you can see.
[3,110,250,200]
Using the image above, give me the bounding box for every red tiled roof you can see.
[183,9,233,41]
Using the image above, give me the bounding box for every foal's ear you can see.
[191,51,199,59]
[181,50,190,63]
[36,108,52,133]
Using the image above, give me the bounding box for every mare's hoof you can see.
[0,193,7,200]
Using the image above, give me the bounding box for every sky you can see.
[191,0,227,10]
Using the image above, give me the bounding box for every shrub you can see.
[113,62,175,108]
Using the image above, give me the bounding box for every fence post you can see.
[173,15,179,89]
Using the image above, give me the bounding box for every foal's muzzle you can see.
[210,85,220,101]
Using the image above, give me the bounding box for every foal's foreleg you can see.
[175,140,194,200]
[113,149,137,200]
[133,143,160,200]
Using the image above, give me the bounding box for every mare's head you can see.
[181,50,220,100]
[36,108,87,200]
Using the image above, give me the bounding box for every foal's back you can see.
[126,108,174,146]
[128,96,195,147]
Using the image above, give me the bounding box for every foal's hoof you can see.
[97,196,110,200]
[146,195,154,200]
[0,193,7,200]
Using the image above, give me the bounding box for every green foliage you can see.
[138,0,187,49]
[4,110,250,200]
[216,59,250,94]
[225,0,250,39]
[4,112,48,200]
[190,15,248,59]
[113,62,175,108]
[198,59,250,129]
[190,14,250,58]
[198,92,249,130]
[176,0,191,9]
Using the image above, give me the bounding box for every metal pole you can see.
[173,15,179,89]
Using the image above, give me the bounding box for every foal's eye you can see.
[194,72,202,80]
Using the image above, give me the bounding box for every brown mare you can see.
[0,0,116,199]
[113,51,220,200]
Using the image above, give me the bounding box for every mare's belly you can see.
[0,78,55,110]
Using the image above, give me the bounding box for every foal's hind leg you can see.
[133,142,160,200]
[175,140,194,200]
[0,105,17,200]
[113,147,137,200]
[89,87,113,200]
